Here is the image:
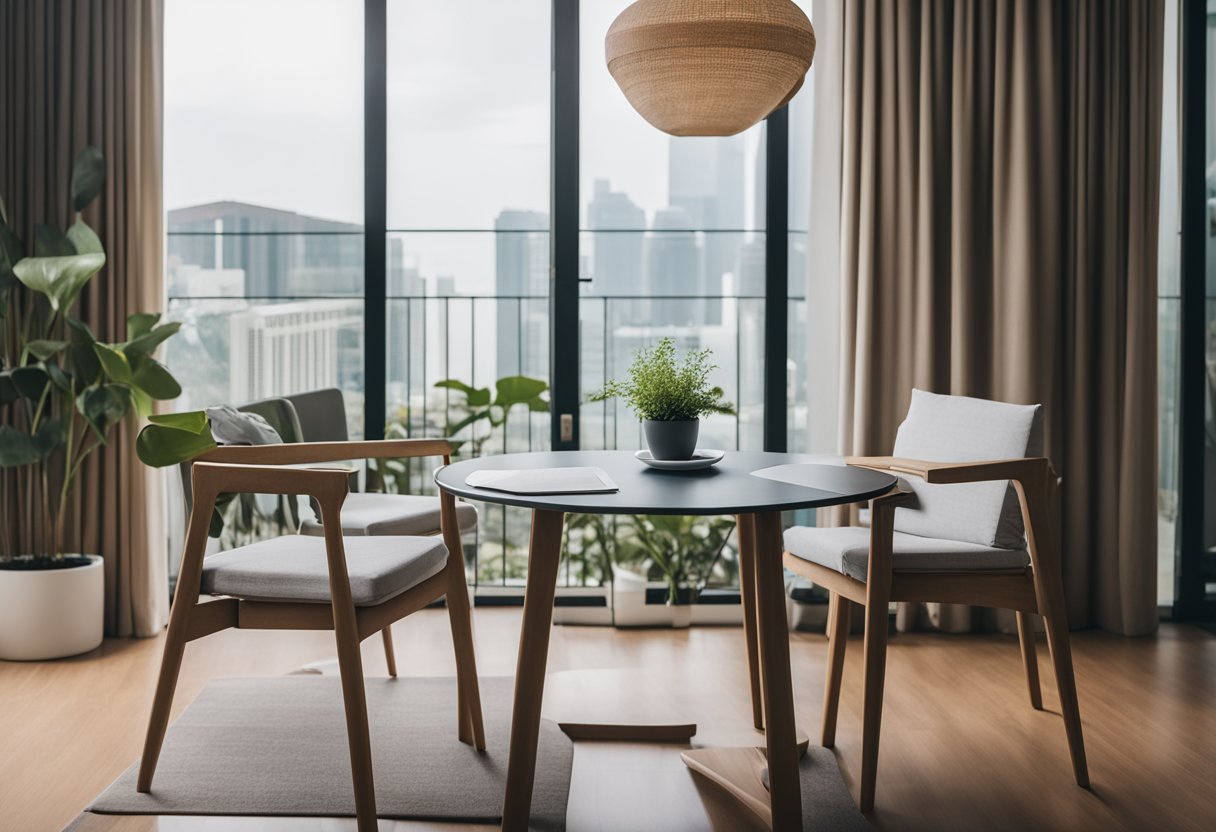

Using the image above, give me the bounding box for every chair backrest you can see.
[891,389,1043,550]
[282,388,348,443]
[178,397,301,512]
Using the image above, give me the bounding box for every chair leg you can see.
[858,591,889,814]
[440,497,485,750]
[1042,611,1090,788]
[381,626,397,678]
[136,605,192,792]
[1015,611,1042,710]
[334,603,378,832]
[822,592,851,747]
[735,514,764,731]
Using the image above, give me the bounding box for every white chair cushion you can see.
[298,493,477,537]
[200,535,448,606]
[784,525,1030,583]
[891,389,1042,549]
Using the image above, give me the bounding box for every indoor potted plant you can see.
[0,147,184,660]
[590,337,735,460]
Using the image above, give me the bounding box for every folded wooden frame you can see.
[773,455,1089,814]
[136,439,483,832]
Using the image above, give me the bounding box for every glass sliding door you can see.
[384,0,551,588]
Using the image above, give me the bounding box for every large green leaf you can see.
[45,359,72,392]
[25,339,68,361]
[13,251,106,312]
[11,366,49,399]
[0,371,18,405]
[78,385,131,439]
[127,312,160,340]
[66,217,104,254]
[34,224,75,257]
[130,356,182,400]
[67,317,96,343]
[31,419,64,458]
[71,146,106,212]
[93,343,132,383]
[66,343,101,387]
[123,321,180,360]
[136,413,217,467]
[434,378,491,408]
[148,410,209,432]
[0,426,39,468]
[494,375,549,408]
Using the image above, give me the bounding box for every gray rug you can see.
[89,676,570,830]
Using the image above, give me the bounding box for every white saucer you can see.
[635,449,725,471]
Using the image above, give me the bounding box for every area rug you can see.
[89,676,570,830]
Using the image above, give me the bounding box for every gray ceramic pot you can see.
[643,419,699,461]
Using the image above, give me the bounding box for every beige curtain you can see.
[835,0,1162,635]
[0,0,168,637]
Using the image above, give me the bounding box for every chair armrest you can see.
[845,455,1049,485]
[197,438,454,466]
[191,461,352,502]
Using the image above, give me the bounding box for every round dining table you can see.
[436,450,897,831]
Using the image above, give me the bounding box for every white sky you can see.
[164,0,812,293]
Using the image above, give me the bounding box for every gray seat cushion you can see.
[200,535,448,606]
[784,525,1030,582]
[298,493,478,537]
[892,389,1042,549]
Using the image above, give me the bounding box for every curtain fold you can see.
[0,0,168,637]
[835,0,1163,635]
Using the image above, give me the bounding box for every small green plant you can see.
[435,374,549,454]
[590,337,735,422]
[1,148,184,563]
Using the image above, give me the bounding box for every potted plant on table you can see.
[590,337,735,460]
[0,148,184,660]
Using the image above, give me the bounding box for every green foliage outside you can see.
[590,337,736,422]
[1,148,184,561]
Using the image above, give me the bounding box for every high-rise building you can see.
[586,179,645,296]
[228,299,363,403]
[668,135,746,323]
[645,206,701,326]
[167,201,363,297]
[494,209,549,380]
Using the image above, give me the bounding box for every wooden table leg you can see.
[752,510,803,830]
[735,513,765,731]
[501,508,566,831]
[683,511,803,830]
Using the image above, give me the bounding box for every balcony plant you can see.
[0,147,184,660]
[611,514,737,625]
[590,337,735,460]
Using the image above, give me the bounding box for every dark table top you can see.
[434,451,897,516]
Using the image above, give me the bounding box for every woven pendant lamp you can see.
[605,0,816,137]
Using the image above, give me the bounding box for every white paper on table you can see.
[750,461,886,496]
[465,466,619,495]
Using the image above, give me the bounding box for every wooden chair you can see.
[283,388,479,677]
[138,439,485,832]
[775,390,1088,813]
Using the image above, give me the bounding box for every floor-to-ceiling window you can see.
[162,0,816,597]
[163,0,365,577]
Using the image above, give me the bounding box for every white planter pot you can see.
[0,555,104,661]
[611,568,743,628]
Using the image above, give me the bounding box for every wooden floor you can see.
[2,609,1215,831]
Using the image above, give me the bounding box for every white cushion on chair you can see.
[784,525,1030,582]
[200,535,448,606]
[298,492,477,537]
[891,389,1042,549]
